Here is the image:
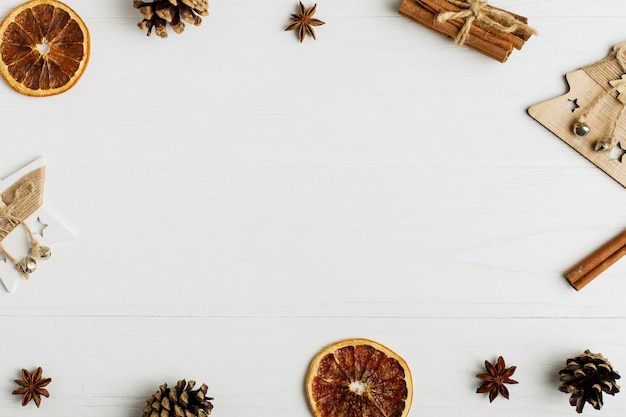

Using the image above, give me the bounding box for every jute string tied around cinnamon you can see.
[435,0,537,46]
[0,166,46,279]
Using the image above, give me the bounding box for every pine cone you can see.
[143,380,213,417]
[133,0,209,38]
[559,350,620,413]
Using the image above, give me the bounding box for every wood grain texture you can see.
[2,1,626,416]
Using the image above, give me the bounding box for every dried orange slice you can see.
[306,339,413,417]
[0,0,90,97]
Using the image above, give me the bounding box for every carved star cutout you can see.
[566,98,580,112]
[28,217,48,238]
[610,142,626,162]
[0,158,73,292]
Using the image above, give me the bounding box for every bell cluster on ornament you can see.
[17,244,51,276]
[572,121,611,152]
[133,0,209,38]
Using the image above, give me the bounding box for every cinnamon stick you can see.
[564,229,626,290]
[398,0,533,63]
[418,0,528,51]
[399,0,512,62]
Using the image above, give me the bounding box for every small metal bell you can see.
[38,246,51,259]
[17,256,37,274]
[595,140,611,152]
[573,122,590,137]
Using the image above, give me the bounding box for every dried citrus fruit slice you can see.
[306,338,413,417]
[0,0,90,97]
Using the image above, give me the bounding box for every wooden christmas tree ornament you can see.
[529,43,626,188]
[0,162,48,279]
[398,0,536,62]
[0,158,73,292]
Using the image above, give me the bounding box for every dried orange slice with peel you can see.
[0,0,90,97]
[306,338,413,417]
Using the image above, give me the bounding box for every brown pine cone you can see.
[133,0,209,38]
[559,350,620,413]
[143,380,213,417]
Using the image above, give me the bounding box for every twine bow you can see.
[0,200,19,236]
[436,0,537,46]
[0,182,34,235]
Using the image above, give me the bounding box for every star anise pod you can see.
[12,367,51,407]
[476,356,518,402]
[285,2,325,43]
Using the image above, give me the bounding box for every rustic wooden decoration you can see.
[0,158,73,292]
[529,43,626,188]
[398,0,536,62]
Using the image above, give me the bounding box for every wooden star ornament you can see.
[529,42,626,188]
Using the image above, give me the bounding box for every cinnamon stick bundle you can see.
[398,0,535,63]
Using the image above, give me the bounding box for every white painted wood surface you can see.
[2,0,626,415]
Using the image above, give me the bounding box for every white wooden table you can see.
[3,1,626,416]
